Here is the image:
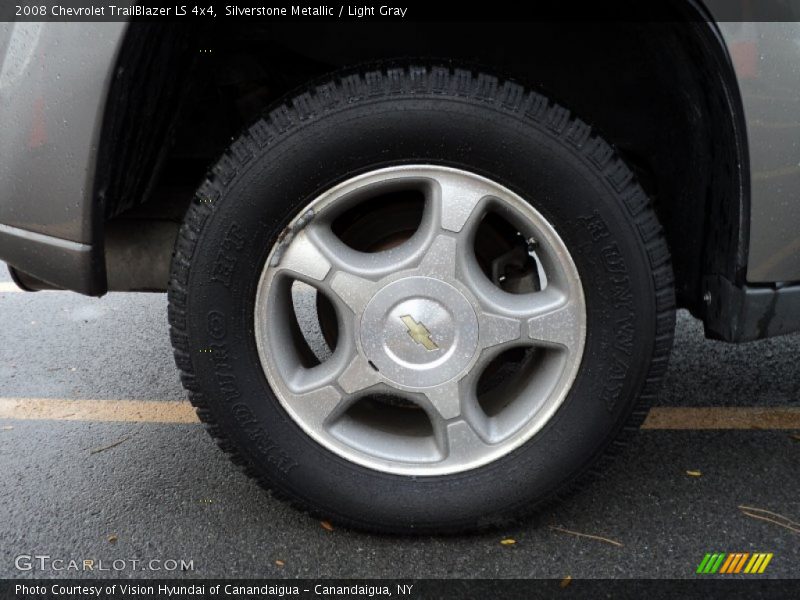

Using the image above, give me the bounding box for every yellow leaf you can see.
[275,560,285,567]
[107,534,118,544]
[500,538,516,545]
[686,470,702,477]
[560,576,573,588]
[321,520,334,532]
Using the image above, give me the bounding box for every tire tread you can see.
[167,65,676,533]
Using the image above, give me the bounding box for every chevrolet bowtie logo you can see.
[400,315,439,351]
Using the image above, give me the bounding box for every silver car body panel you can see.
[0,14,799,291]
[714,20,800,282]
[0,22,126,292]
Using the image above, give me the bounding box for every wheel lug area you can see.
[359,276,479,389]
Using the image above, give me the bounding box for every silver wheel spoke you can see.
[444,419,491,463]
[329,270,380,315]
[423,381,462,421]
[470,278,581,349]
[478,312,523,350]
[284,224,383,315]
[337,353,383,395]
[283,386,343,429]
[527,297,583,351]
[271,229,332,282]
[434,172,491,234]
[471,281,580,351]
[269,224,380,316]
[417,234,458,279]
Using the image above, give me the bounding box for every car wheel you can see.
[168,65,675,533]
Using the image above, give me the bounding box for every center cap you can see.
[360,276,479,388]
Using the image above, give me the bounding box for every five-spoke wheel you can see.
[255,166,586,475]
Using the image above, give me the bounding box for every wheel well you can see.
[98,16,748,314]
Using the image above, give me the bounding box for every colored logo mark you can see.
[696,553,773,574]
[399,315,439,351]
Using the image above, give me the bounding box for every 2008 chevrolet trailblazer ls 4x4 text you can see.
[2,4,799,532]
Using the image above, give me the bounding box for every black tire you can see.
[168,65,675,533]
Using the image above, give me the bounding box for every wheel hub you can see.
[360,276,479,389]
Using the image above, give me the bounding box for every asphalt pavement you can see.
[0,264,797,580]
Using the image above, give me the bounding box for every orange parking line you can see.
[642,407,800,430]
[0,398,198,423]
[0,399,798,429]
